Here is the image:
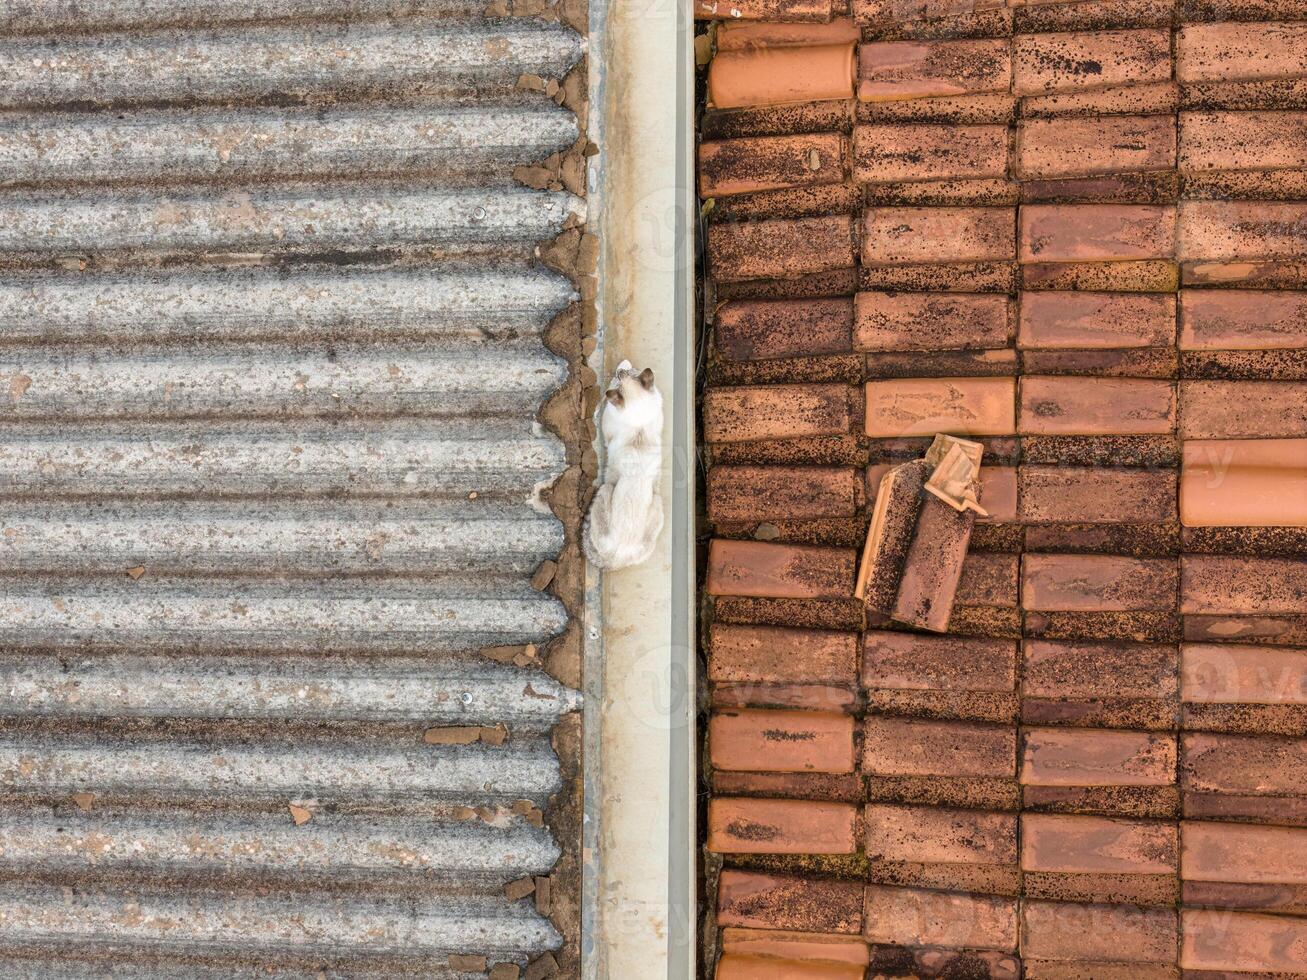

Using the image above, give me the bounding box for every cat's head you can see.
[603,359,662,424]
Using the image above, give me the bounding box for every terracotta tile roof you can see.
[696,1,1307,973]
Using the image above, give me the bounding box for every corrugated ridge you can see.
[0,267,576,345]
[0,809,561,879]
[0,343,566,418]
[0,578,567,650]
[0,502,563,573]
[0,422,564,499]
[0,0,585,969]
[0,734,562,801]
[0,186,583,257]
[0,105,578,189]
[0,22,583,109]
[0,885,560,959]
[0,652,581,726]
[1,0,488,34]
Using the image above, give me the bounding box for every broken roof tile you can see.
[708,797,859,854]
[1019,204,1176,262]
[863,716,1016,777]
[1018,465,1176,524]
[704,383,853,443]
[866,377,1017,437]
[1021,726,1176,786]
[892,493,977,632]
[716,297,855,361]
[862,631,1018,692]
[863,206,1017,265]
[708,214,857,282]
[868,463,1018,523]
[710,708,856,773]
[1022,813,1177,874]
[1176,22,1307,84]
[859,39,1012,103]
[863,884,1018,951]
[864,802,1018,865]
[700,133,847,198]
[1017,115,1176,180]
[1181,439,1307,528]
[709,43,857,110]
[853,123,1010,184]
[1019,291,1176,350]
[1014,29,1172,97]
[1022,554,1178,612]
[1019,376,1175,436]
[718,869,865,934]
[854,291,1012,351]
[857,459,929,615]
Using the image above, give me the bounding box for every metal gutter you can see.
[584,0,696,972]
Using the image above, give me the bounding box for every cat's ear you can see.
[605,388,624,407]
[638,368,654,390]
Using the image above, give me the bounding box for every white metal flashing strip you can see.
[584,0,696,973]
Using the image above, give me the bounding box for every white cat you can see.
[583,359,664,570]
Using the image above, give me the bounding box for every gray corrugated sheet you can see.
[0,0,584,973]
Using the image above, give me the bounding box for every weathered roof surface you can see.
[698,1,1307,977]
[0,0,582,973]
